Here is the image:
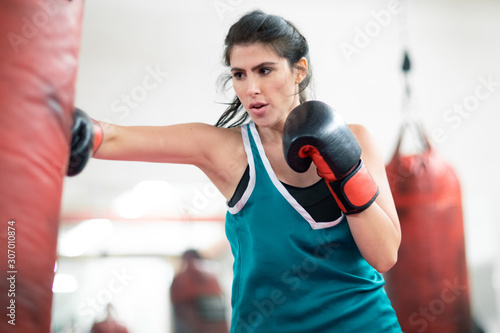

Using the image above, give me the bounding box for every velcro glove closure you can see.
[327,160,379,215]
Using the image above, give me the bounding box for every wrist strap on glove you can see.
[326,160,379,215]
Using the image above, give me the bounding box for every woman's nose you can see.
[246,76,261,96]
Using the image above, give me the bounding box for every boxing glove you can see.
[67,108,103,176]
[283,101,379,214]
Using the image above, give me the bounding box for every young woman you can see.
[70,10,402,332]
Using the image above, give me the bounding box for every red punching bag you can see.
[384,126,473,333]
[0,1,84,332]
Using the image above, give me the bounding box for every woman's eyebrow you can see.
[231,62,279,72]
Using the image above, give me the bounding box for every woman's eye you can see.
[232,72,244,80]
[260,67,272,75]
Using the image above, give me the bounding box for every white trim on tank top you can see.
[227,124,256,215]
[229,122,344,229]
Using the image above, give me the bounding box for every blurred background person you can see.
[170,250,228,333]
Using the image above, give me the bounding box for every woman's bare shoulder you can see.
[195,124,248,199]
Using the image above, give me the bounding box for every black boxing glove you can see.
[283,101,379,214]
[67,108,103,176]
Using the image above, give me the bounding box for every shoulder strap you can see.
[227,124,256,214]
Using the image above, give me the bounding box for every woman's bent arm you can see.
[346,124,401,273]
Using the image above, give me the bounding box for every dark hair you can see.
[215,10,312,128]
[182,249,202,260]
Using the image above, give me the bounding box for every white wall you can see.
[57,0,500,332]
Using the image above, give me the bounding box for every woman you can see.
[71,10,402,332]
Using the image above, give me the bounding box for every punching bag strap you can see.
[393,0,430,157]
[393,50,431,157]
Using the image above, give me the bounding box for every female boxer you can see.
[69,10,402,332]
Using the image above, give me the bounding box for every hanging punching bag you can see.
[0,1,84,332]
[385,133,473,333]
[384,52,473,332]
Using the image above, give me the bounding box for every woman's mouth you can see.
[249,103,268,116]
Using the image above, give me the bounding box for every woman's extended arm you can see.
[94,121,219,166]
[92,120,246,200]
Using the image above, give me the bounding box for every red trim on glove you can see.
[298,145,379,214]
[92,119,103,155]
[298,145,336,181]
[343,161,379,208]
[327,187,347,212]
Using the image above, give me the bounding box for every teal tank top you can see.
[225,123,402,332]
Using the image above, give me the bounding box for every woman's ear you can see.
[295,57,308,84]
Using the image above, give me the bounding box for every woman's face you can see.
[230,43,305,129]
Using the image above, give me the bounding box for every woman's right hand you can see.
[67,108,103,176]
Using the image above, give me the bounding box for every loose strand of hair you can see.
[215,97,250,128]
